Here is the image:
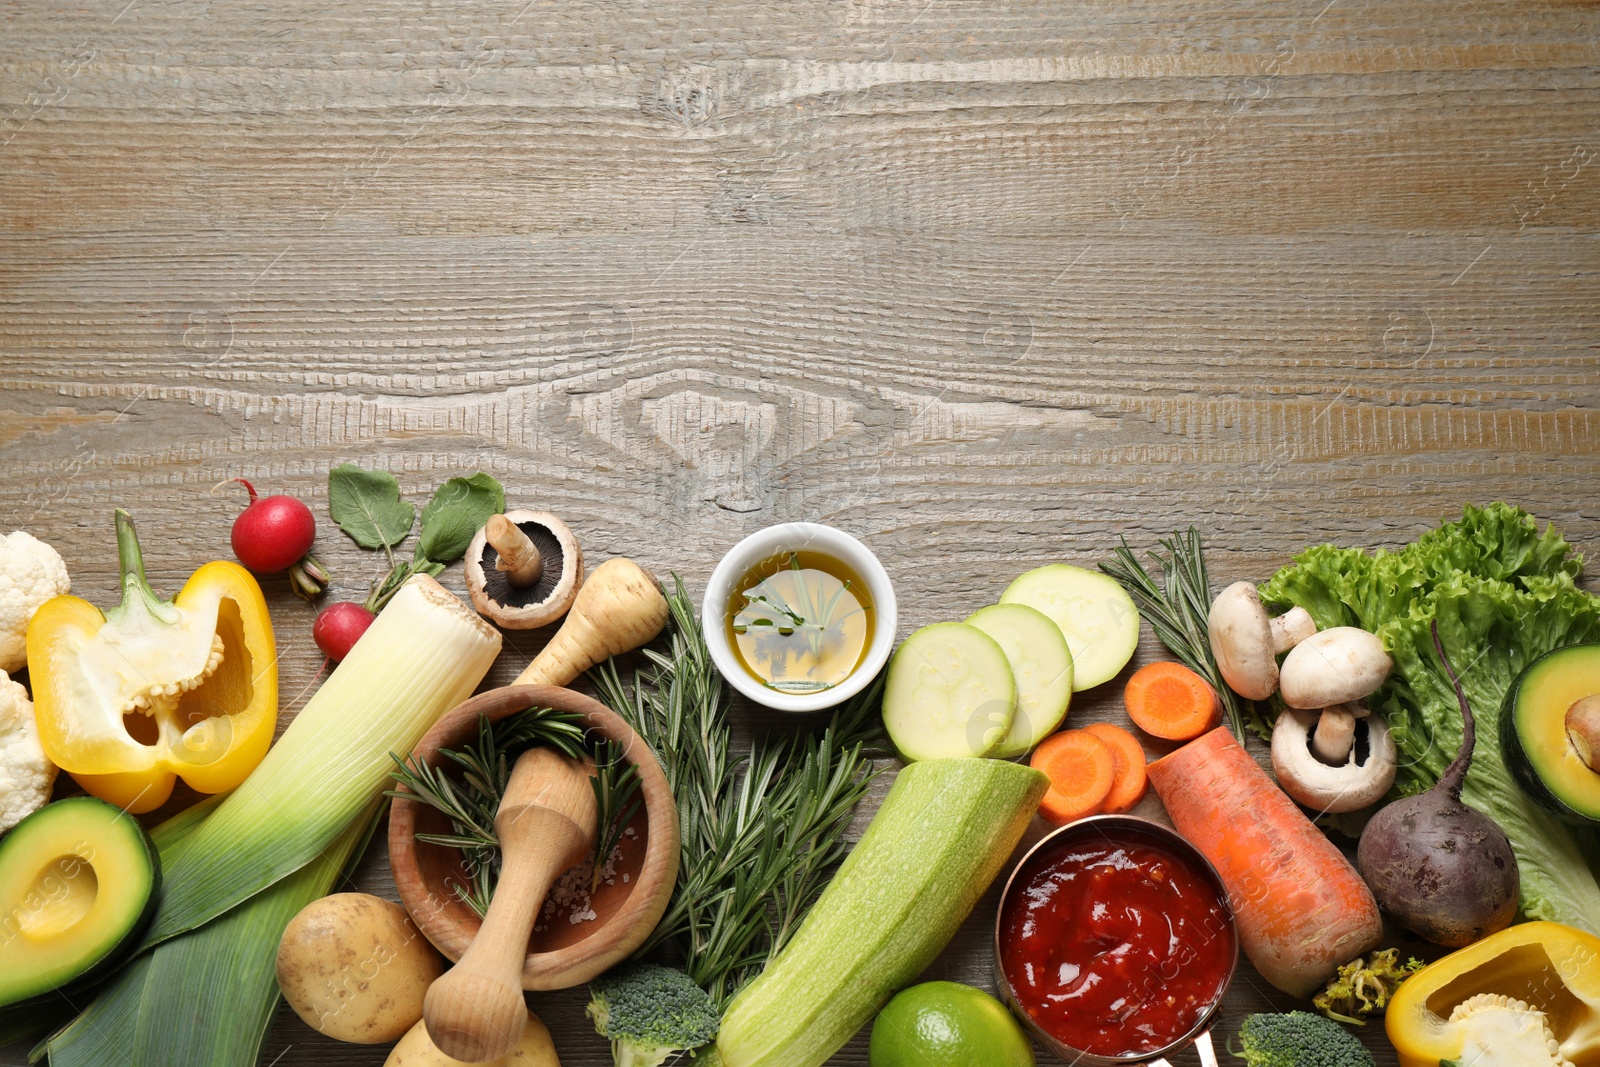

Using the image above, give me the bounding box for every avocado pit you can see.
[1566,695,1600,772]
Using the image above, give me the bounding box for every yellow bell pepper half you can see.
[1386,921,1600,1067]
[27,510,277,813]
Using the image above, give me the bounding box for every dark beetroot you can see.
[224,478,328,600]
[313,601,375,662]
[1356,621,1519,946]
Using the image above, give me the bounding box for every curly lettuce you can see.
[1260,503,1600,934]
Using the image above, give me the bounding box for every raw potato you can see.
[276,892,445,1044]
[385,1011,560,1066]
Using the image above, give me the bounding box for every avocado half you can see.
[1502,643,1600,825]
[0,796,160,1007]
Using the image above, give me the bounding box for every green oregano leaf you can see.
[417,472,504,564]
[328,464,415,551]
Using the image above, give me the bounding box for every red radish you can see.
[222,478,328,600]
[314,601,375,662]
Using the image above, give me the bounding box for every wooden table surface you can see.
[4,0,1598,1062]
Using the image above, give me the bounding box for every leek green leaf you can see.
[38,953,151,1066]
[129,803,380,1066]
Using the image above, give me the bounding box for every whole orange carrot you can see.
[1147,727,1381,998]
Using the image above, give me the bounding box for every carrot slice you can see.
[1083,723,1147,814]
[1029,730,1115,825]
[1122,661,1220,741]
[1146,727,1381,998]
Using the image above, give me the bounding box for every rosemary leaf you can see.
[590,739,644,893]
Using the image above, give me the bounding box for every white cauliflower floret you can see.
[0,530,70,673]
[0,669,57,832]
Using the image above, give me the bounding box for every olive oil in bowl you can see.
[725,551,875,695]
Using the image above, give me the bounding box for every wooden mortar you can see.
[389,684,680,990]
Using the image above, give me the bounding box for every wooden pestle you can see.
[422,747,597,1062]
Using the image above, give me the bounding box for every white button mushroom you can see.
[1272,704,1398,813]
[1207,582,1317,701]
[1279,626,1393,710]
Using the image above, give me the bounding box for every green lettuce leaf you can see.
[1260,503,1600,934]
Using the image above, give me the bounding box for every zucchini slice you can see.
[965,603,1073,757]
[882,622,1015,761]
[1000,564,1139,691]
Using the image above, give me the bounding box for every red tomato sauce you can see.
[998,836,1234,1057]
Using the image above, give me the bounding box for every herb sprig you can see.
[591,578,884,1007]
[1100,527,1263,742]
[733,554,869,686]
[589,738,644,893]
[386,707,638,917]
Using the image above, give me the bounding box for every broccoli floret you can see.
[587,963,720,1067]
[1235,1012,1375,1067]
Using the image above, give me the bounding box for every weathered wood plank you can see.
[3,0,1598,1061]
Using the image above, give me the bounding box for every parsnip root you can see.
[514,558,668,687]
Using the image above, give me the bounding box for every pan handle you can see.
[1145,1026,1220,1067]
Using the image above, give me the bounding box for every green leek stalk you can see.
[143,574,501,944]
[36,954,151,1065]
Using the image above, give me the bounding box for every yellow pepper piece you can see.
[1386,921,1600,1067]
[27,510,277,813]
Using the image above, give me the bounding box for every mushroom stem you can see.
[1567,695,1600,773]
[487,514,543,587]
[1312,705,1357,765]
[1270,607,1316,654]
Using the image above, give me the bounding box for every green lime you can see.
[869,981,1035,1067]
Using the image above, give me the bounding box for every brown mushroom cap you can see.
[465,510,583,629]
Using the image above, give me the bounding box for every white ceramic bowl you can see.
[702,523,897,713]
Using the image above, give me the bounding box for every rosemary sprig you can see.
[590,739,644,893]
[1100,526,1266,743]
[590,577,884,1008]
[386,707,626,916]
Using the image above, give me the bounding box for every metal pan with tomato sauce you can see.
[993,815,1238,1067]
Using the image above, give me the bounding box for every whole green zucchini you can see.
[715,757,1047,1067]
